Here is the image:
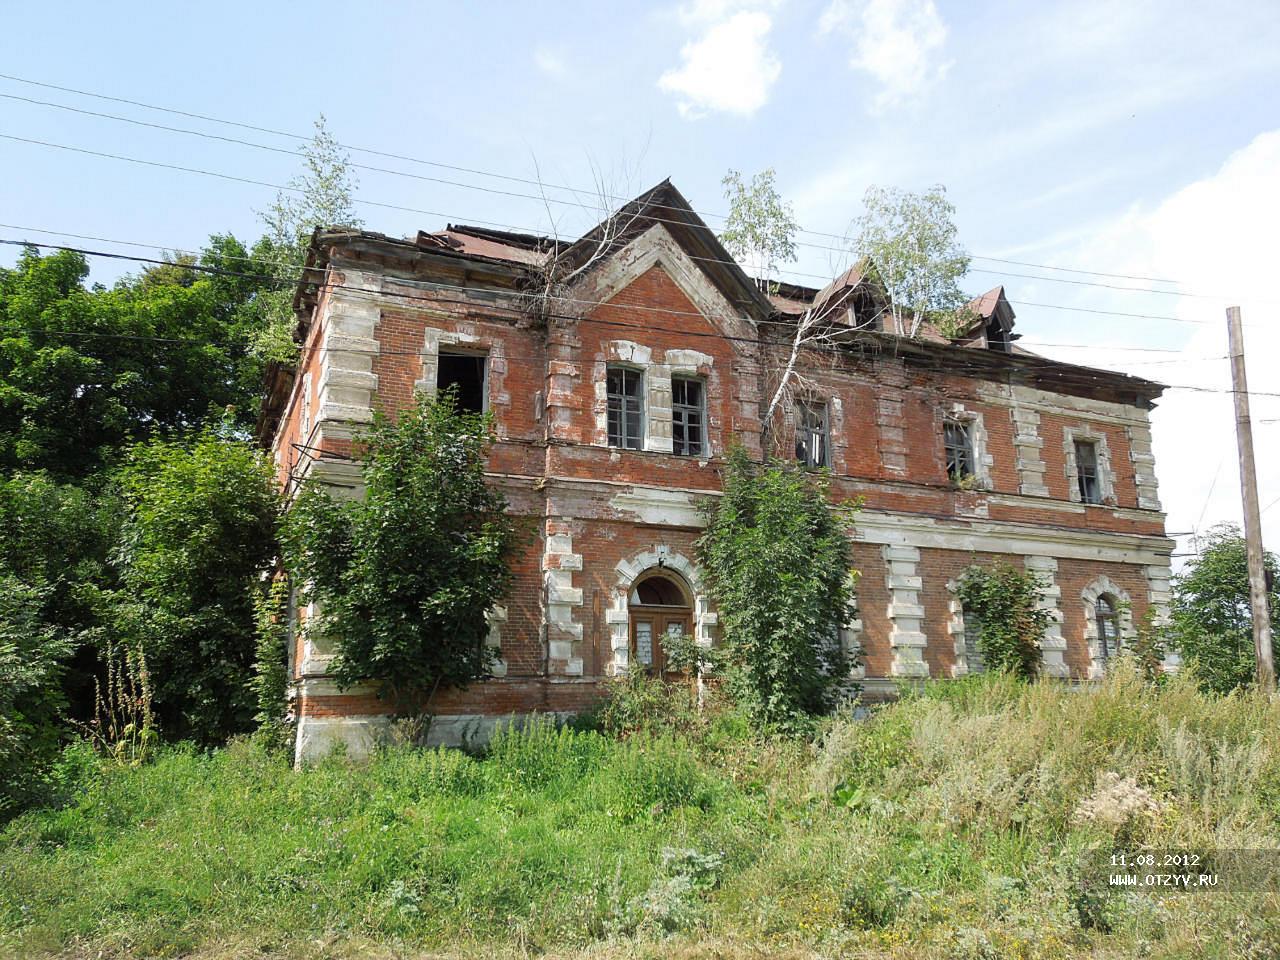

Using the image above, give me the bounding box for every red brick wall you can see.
[279,257,1170,723]
[1057,559,1152,675]
[1039,413,1138,508]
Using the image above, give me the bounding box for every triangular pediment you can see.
[558,180,774,329]
[569,222,760,343]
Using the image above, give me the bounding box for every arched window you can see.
[962,605,985,674]
[631,574,688,607]
[1095,594,1121,661]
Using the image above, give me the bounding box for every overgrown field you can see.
[3,666,1279,959]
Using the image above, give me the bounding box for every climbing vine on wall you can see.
[956,562,1050,679]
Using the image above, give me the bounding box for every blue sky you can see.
[2,0,1279,559]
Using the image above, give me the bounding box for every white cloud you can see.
[1020,131,1280,566]
[534,47,568,78]
[819,0,949,112]
[658,8,782,118]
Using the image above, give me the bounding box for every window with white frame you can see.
[606,366,644,450]
[671,377,705,457]
[1063,427,1116,506]
[944,419,975,481]
[1075,439,1102,504]
[795,401,829,467]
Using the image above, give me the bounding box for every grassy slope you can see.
[2,665,1279,960]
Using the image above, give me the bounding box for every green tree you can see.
[853,184,970,338]
[0,246,264,478]
[1171,524,1278,694]
[956,562,1050,679]
[0,472,121,722]
[0,578,76,815]
[720,168,798,292]
[697,446,856,729]
[0,472,118,633]
[282,391,516,713]
[719,168,857,451]
[248,116,362,364]
[114,425,280,743]
[0,471,119,813]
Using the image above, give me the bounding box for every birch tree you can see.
[719,169,860,449]
[852,184,970,338]
[249,116,363,363]
[720,168,797,293]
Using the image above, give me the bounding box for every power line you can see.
[0,72,601,201]
[0,132,559,241]
[0,220,1212,328]
[0,235,1183,356]
[0,235,1245,396]
[0,91,632,218]
[0,75,1252,293]
[7,237,1280,400]
[966,254,1178,285]
[5,119,1276,315]
[1019,341,1186,354]
[1195,457,1226,534]
[964,266,1236,301]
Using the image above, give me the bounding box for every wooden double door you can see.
[629,607,692,680]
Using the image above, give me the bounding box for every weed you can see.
[2,669,1278,958]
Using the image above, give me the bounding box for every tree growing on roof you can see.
[248,116,363,364]
[719,169,868,452]
[852,184,971,338]
[720,168,798,293]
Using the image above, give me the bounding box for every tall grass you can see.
[3,668,1279,959]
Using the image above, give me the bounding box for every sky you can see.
[2,0,1279,564]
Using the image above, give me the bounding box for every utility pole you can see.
[1226,306,1275,692]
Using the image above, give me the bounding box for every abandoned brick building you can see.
[258,181,1173,762]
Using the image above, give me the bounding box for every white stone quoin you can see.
[883,544,929,677]
[1024,555,1069,678]
[543,525,585,676]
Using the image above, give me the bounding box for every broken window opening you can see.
[944,420,974,481]
[986,319,1011,352]
[1075,439,1102,504]
[795,401,829,468]
[606,366,644,450]
[672,377,705,457]
[437,351,487,413]
[1095,594,1120,661]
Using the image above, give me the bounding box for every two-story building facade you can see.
[258,181,1174,762]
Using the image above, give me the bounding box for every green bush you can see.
[114,424,280,744]
[283,391,517,713]
[0,578,75,815]
[698,445,856,729]
[585,666,702,738]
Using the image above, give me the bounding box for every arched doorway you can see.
[628,569,694,679]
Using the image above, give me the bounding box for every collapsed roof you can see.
[259,179,1163,443]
